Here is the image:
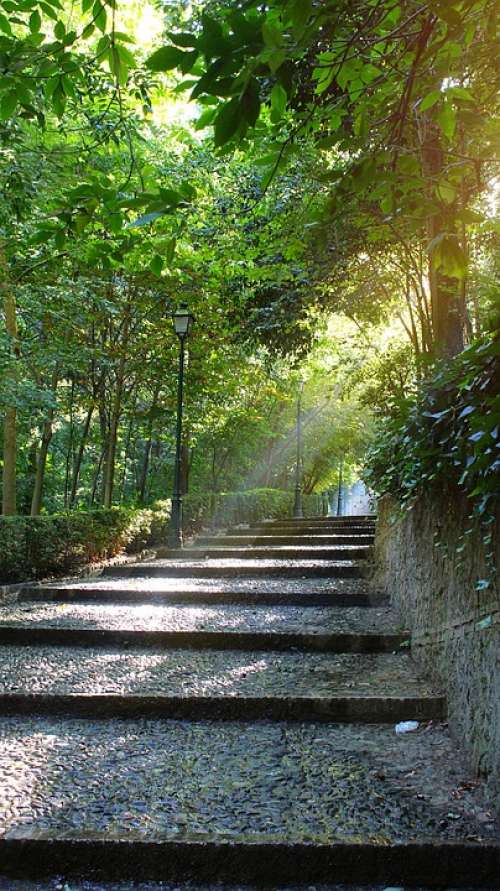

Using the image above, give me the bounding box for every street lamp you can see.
[168,302,194,549]
[293,378,305,519]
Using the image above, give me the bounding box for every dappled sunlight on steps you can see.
[0,513,497,887]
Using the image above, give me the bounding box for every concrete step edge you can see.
[155,547,371,560]
[0,836,496,886]
[0,692,446,722]
[102,565,363,580]
[19,588,387,608]
[0,626,409,652]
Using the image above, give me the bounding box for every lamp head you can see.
[173,302,194,339]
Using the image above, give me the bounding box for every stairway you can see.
[0,514,497,889]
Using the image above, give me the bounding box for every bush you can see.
[0,508,157,584]
[0,488,323,583]
[208,488,321,527]
[364,334,499,517]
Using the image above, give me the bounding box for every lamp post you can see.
[293,378,305,519]
[168,302,194,549]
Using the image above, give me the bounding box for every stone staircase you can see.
[0,514,497,889]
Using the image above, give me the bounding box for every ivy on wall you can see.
[364,333,500,587]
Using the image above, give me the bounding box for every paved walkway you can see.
[0,515,497,888]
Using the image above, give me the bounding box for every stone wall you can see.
[374,492,500,812]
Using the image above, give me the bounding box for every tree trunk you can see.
[119,397,136,503]
[103,395,122,509]
[1,248,19,515]
[69,405,94,508]
[30,370,59,516]
[337,457,344,517]
[421,125,464,357]
[64,378,75,508]
[138,386,160,504]
[89,447,105,507]
[30,419,53,516]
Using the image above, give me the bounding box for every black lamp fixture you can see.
[169,302,195,548]
[173,303,194,339]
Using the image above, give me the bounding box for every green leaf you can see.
[437,102,456,140]
[108,212,123,234]
[44,75,61,98]
[54,20,65,40]
[431,2,462,28]
[0,91,17,119]
[128,211,163,228]
[116,43,136,68]
[195,107,216,130]
[241,79,261,127]
[0,13,13,35]
[167,31,198,48]
[146,46,186,72]
[166,237,176,263]
[419,90,441,112]
[436,181,456,204]
[262,20,282,50]
[270,83,287,120]
[213,98,242,147]
[286,0,312,32]
[429,233,467,278]
[150,254,164,276]
[29,10,41,32]
[40,2,59,20]
[92,0,106,33]
[455,209,484,224]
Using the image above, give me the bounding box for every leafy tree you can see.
[149,0,499,355]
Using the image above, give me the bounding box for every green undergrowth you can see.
[0,488,322,583]
[364,334,499,587]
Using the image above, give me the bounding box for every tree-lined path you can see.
[0,515,497,888]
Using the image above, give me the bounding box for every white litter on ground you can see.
[395,720,420,734]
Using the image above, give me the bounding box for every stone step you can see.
[0,646,444,722]
[250,517,375,526]
[240,525,374,536]
[0,601,401,636]
[101,559,362,580]
[156,546,370,561]
[258,515,375,523]
[20,583,386,608]
[0,627,407,654]
[0,718,496,885]
[0,693,444,722]
[197,534,374,546]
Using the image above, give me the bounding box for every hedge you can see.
[0,488,323,584]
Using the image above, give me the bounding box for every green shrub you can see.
[209,488,321,526]
[0,488,323,583]
[0,508,148,584]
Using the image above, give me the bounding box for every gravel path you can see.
[125,559,360,570]
[30,578,377,596]
[0,719,496,843]
[0,604,401,635]
[0,648,435,698]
